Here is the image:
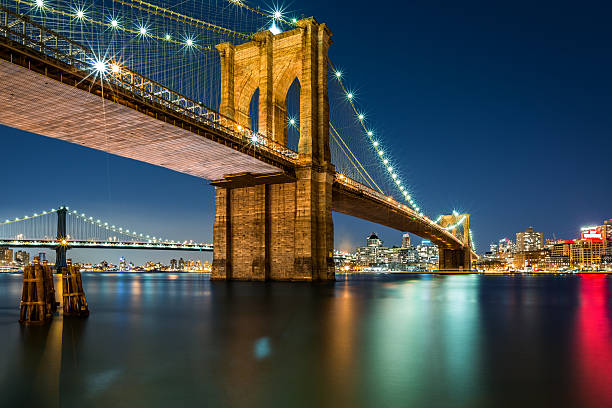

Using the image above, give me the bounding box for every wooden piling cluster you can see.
[19,257,56,324]
[61,259,89,317]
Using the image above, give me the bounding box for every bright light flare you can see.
[92,60,107,73]
[138,26,147,35]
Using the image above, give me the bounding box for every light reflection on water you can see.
[0,273,610,407]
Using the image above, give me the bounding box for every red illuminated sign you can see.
[581,230,603,242]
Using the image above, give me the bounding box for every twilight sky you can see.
[1,0,611,264]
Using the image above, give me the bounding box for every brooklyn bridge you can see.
[0,1,475,280]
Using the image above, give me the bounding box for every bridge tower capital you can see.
[216,18,332,166]
[438,213,473,271]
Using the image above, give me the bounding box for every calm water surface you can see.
[0,273,611,408]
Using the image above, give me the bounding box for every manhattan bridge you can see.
[0,0,475,280]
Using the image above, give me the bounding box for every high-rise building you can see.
[401,233,411,248]
[416,240,438,264]
[356,233,388,266]
[14,250,30,266]
[516,227,543,252]
[0,247,13,265]
[498,238,515,253]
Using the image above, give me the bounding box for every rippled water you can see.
[0,273,611,407]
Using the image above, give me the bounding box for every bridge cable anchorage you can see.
[329,60,424,216]
[8,0,214,51]
[110,0,253,40]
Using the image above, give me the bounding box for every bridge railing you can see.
[0,6,298,163]
[335,173,465,246]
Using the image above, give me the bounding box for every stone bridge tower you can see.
[212,18,335,281]
[438,213,473,271]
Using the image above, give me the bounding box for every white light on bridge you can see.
[273,10,282,19]
[373,141,379,147]
[76,10,85,19]
[35,0,44,8]
[92,60,107,73]
[347,93,353,100]
[139,26,147,35]
[358,114,364,120]
[186,38,194,46]
[165,34,171,40]
[111,64,120,73]
[110,19,119,28]
[367,131,373,136]
[334,71,342,78]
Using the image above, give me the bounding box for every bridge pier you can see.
[55,207,67,272]
[212,167,335,281]
[438,248,472,271]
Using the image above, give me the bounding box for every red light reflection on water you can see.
[575,275,612,406]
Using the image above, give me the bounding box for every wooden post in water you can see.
[61,259,89,317]
[19,257,54,324]
[42,260,57,314]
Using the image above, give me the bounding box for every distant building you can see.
[401,233,411,248]
[0,247,13,265]
[545,241,572,268]
[355,233,388,266]
[14,250,29,266]
[416,240,438,264]
[571,241,603,269]
[498,238,515,253]
[516,227,543,252]
[170,259,178,270]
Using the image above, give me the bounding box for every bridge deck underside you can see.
[332,184,463,250]
[0,59,280,181]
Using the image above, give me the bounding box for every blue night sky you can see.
[1,0,611,264]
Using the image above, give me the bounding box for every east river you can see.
[0,272,611,407]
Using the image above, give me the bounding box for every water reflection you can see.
[0,273,611,407]
[574,275,612,406]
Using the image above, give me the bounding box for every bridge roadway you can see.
[0,13,466,253]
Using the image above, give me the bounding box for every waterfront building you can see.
[516,227,543,252]
[545,241,572,268]
[513,250,545,269]
[416,240,438,264]
[571,240,604,269]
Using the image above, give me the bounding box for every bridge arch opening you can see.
[249,88,260,132]
[285,77,300,152]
